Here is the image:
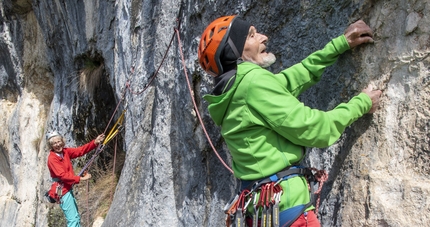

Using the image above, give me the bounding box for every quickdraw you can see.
[225,182,283,227]
[225,189,252,227]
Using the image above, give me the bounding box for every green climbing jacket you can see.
[203,35,372,211]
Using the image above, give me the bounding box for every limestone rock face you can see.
[0,0,429,226]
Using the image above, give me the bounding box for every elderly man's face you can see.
[241,26,276,68]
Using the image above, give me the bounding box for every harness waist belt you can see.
[241,166,313,191]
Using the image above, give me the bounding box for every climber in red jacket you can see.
[46,131,105,227]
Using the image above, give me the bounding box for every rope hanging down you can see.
[81,89,127,224]
[126,30,176,95]
[78,110,126,176]
[117,5,234,174]
[78,82,128,177]
[174,26,233,174]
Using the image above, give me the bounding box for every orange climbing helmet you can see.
[198,15,251,77]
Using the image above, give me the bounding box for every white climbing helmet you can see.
[46,131,61,141]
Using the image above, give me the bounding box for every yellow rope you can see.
[103,110,126,145]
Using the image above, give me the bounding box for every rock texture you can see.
[0,0,429,226]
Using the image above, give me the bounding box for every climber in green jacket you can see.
[198,16,382,227]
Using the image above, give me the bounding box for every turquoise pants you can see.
[60,190,81,227]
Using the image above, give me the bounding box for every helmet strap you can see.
[227,37,241,59]
[220,37,242,69]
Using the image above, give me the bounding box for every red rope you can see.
[174,27,234,174]
[86,180,90,225]
[111,136,118,202]
[126,32,176,95]
[309,167,328,215]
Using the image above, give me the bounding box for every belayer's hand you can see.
[362,84,382,114]
[95,134,105,145]
[344,20,374,48]
[80,173,92,181]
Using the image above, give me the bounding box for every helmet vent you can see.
[209,28,214,39]
[218,26,228,33]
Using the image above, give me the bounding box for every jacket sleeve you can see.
[67,140,98,159]
[246,66,371,148]
[47,154,81,185]
[277,35,350,97]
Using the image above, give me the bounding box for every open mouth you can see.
[260,46,267,53]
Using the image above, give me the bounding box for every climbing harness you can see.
[45,179,64,204]
[223,166,328,227]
